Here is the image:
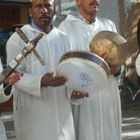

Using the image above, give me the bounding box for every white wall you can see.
[98,0,120,32]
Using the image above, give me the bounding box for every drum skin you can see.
[57,51,110,93]
[89,31,130,67]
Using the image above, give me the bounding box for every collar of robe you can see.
[30,20,53,33]
[77,14,96,25]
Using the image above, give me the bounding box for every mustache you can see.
[39,14,51,20]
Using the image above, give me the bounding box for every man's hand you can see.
[96,52,108,60]
[71,90,89,99]
[95,52,119,75]
[110,66,119,75]
[4,71,23,85]
[41,72,68,87]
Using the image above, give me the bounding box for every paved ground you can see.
[0,112,16,140]
[8,138,16,140]
[5,103,140,140]
[122,104,140,140]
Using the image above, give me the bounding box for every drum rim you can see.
[59,50,110,76]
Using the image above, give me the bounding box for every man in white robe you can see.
[58,0,122,140]
[0,59,22,140]
[6,0,76,140]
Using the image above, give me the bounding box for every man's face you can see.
[29,0,55,28]
[76,0,100,15]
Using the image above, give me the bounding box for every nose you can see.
[41,7,48,13]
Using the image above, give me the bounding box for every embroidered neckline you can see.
[77,14,96,24]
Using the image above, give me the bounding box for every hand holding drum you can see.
[56,31,129,95]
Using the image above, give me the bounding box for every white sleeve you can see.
[14,73,42,98]
[0,85,13,103]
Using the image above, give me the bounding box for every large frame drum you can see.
[57,51,110,93]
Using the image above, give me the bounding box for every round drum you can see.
[56,51,110,93]
[89,30,129,67]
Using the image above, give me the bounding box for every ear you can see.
[75,0,80,6]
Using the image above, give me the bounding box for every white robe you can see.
[6,25,76,140]
[59,15,122,140]
[0,59,12,140]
